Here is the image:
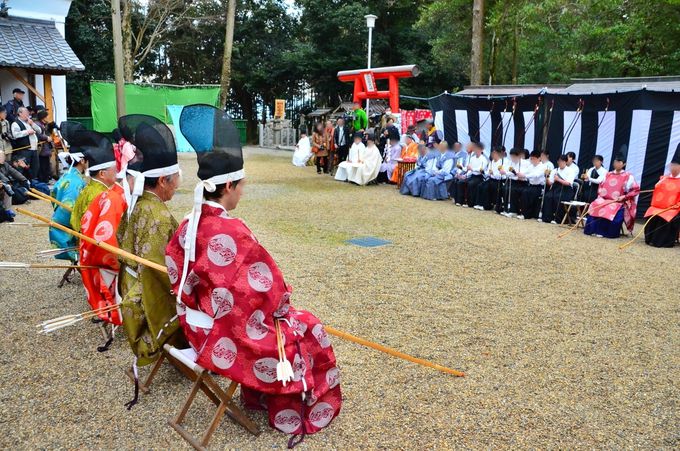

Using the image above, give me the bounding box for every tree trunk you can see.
[470,0,485,85]
[512,20,518,84]
[234,84,254,143]
[121,0,134,82]
[488,30,497,85]
[111,0,127,117]
[219,0,237,109]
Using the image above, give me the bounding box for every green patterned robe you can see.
[70,179,108,232]
[117,191,184,366]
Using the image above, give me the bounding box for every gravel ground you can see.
[0,146,678,450]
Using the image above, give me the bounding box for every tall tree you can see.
[219,0,237,108]
[416,0,473,90]
[155,0,303,136]
[120,0,193,81]
[470,0,484,85]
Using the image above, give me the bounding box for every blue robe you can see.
[584,208,624,238]
[451,150,469,177]
[49,167,86,261]
[422,151,456,200]
[400,151,438,196]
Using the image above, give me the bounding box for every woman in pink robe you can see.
[585,145,640,238]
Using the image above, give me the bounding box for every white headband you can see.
[86,160,116,176]
[120,168,140,214]
[176,168,245,302]
[57,152,84,169]
[127,163,180,218]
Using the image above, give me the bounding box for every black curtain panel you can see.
[429,90,680,218]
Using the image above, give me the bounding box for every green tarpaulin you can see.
[90,81,219,132]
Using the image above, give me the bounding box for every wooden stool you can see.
[165,344,261,450]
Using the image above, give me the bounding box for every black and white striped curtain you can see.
[545,91,680,217]
[429,90,680,217]
[428,94,544,152]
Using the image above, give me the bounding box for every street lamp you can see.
[364,14,377,121]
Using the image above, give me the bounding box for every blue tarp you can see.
[167,105,194,152]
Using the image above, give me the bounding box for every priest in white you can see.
[335,132,365,182]
[292,131,312,167]
[348,133,381,186]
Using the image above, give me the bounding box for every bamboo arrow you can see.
[37,304,119,334]
[4,222,49,227]
[557,190,654,239]
[0,261,100,270]
[3,141,47,155]
[27,188,73,212]
[17,207,465,377]
[18,208,166,272]
[619,203,680,250]
[324,326,465,376]
[36,247,78,258]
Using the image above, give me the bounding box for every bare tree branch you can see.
[120,0,194,74]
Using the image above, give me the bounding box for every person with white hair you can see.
[10,106,41,179]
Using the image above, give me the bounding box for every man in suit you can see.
[334,117,351,165]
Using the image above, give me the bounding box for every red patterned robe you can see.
[79,183,127,325]
[165,202,341,437]
[589,170,640,232]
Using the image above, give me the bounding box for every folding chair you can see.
[560,182,583,225]
[123,347,219,404]
[164,344,261,450]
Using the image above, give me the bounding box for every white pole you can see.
[366,24,373,126]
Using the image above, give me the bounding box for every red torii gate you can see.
[337,65,420,112]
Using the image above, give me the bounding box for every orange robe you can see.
[644,175,680,222]
[79,183,128,324]
[390,142,419,183]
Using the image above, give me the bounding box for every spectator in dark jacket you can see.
[4,88,25,124]
[0,150,28,219]
[333,117,351,164]
[34,109,54,183]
